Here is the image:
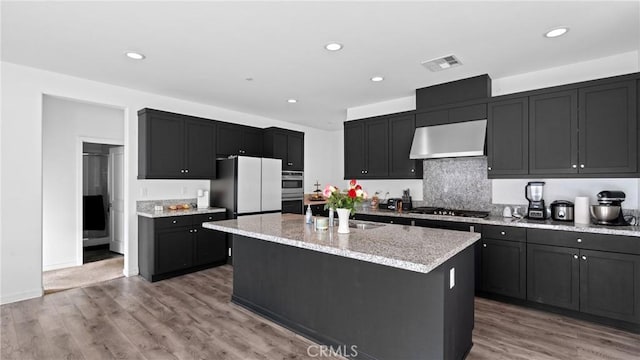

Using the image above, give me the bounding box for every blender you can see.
[525,181,547,219]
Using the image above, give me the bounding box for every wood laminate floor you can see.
[2,265,639,360]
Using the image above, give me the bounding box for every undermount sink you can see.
[349,221,386,230]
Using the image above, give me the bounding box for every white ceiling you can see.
[2,1,639,130]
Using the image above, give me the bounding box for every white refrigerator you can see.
[210,156,282,218]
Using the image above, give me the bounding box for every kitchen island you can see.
[203,213,480,360]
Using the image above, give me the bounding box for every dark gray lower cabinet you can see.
[282,200,303,215]
[580,249,640,323]
[480,238,526,299]
[139,213,227,281]
[527,244,579,310]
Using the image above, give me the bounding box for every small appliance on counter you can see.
[385,198,402,211]
[401,189,413,211]
[590,191,630,226]
[197,189,210,209]
[525,181,547,220]
[550,200,574,221]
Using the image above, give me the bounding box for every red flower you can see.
[349,179,357,187]
[348,189,357,198]
[355,184,362,190]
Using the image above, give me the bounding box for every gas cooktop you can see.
[409,207,490,218]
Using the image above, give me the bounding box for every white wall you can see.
[42,96,124,271]
[342,51,640,206]
[0,61,335,304]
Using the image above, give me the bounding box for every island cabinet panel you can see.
[138,109,217,179]
[579,249,640,324]
[578,80,637,174]
[232,235,475,360]
[529,90,578,175]
[487,97,529,177]
[527,244,580,310]
[138,212,227,282]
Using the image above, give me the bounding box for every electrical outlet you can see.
[449,268,455,289]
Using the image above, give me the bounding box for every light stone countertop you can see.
[203,213,480,274]
[137,207,226,218]
[356,208,640,237]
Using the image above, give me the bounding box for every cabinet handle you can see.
[500,231,506,235]
[483,243,487,247]
[361,170,364,174]
[390,221,394,224]
[189,229,193,233]
[184,169,189,173]
[365,170,368,174]
[572,164,577,169]
[193,229,198,233]
[573,254,578,259]
[487,166,492,171]
[581,255,587,260]
[577,238,582,243]
[411,169,415,173]
[580,164,585,168]
[208,216,213,220]
[180,169,185,173]
[172,220,177,224]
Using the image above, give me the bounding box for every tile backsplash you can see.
[422,157,492,211]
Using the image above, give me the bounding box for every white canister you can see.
[574,196,591,224]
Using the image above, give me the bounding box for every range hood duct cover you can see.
[409,119,487,159]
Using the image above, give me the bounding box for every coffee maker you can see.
[525,181,547,219]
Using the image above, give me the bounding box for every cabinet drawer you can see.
[193,212,226,226]
[527,228,640,255]
[482,225,526,242]
[155,216,193,229]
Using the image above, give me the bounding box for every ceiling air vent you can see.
[421,55,462,72]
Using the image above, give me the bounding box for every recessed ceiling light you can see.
[287,99,297,103]
[245,77,254,81]
[325,43,343,51]
[125,51,145,60]
[371,76,384,82]
[544,27,569,38]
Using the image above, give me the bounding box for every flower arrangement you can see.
[323,179,368,214]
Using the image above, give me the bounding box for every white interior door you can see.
[237,156,262,214]
[261,158,282,212]
[108,146,125,254]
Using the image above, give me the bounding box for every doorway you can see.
[82,142,124,263]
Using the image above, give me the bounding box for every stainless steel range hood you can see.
[409,119,487,159]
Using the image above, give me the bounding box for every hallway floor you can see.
[83,244,123,264]
[43,257,124,294]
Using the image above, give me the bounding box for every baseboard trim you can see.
[43,261,81,272]
[1,288,43,305]
[123,266,139,277]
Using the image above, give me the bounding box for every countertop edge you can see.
[203,221,480,274]
[137,207,227,218]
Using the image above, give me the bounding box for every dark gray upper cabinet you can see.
[416,74,491,109]
[263,127,305,171]
[529,90,578,175]
[217,123,264,157]
[389,114,422,178]
[578,80,637,174]
[487,97,529,177]
[343,118,389,179]
[138,109,216,179]
[344,121,367,179]
[415,103,487,127]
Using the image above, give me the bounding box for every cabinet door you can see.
[344,122,365,178]
[270,131,288,165]
[389,114,421,178]
[578,81,637,174]
[529,90,578,175]
[364,118,389,177]
[579,250,640,324]
[217,124,243,156]
[282,200,303,214]
[480,238,526,299]
[242,127,264,157]
[156,228,193,274]
[184,119,216,179]
[287,133,304,171]
[527,244,579,310]
[193,228,227,266]
[146,113,185,178]
[415,109,448,127]
[487,98,529,176]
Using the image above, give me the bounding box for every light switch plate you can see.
[449,268,455,289]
